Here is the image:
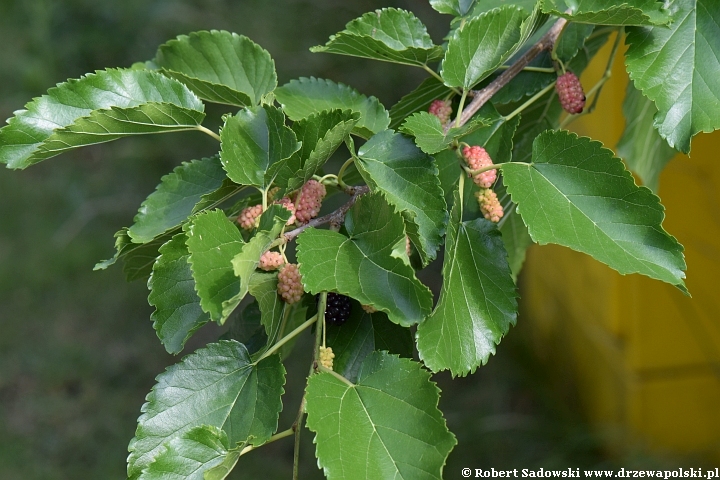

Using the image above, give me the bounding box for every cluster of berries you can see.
[319,346,335,370]
[428,99,452,126]
[237,179,325,231]
[462,145,497,188]
[277,263,304,304]
[476,188,504,223]
[556,72,585,114]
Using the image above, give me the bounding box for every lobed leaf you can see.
[0,69,205,169]
[127,341,284,479]
[155,30,276,106]
[183,210,245,324]
[311,8,444,67]
[617,80,678,192]
[219,105,300,189]
[148,234,209,355]
[540,0,671,26]
[625,0,720,153]
[138,425,241,480]
[503,130,687,290]
[275,77,390,139]
[296,193,433,327]
[356,130,448,265]
[417,187,518,376]
[305,352,456,480]
[128,156,228,244]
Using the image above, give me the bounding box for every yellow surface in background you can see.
[522,33,720,458]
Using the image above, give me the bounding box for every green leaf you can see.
[275,77,390,139]
[127,340,284,480]
[224,205,291,318]
[221,301,268,357]
[94,229,170,281]
[128,156,228,244]
[555,23,596,62]
[155,30,277,107]
[0,69,205,169]
[496,181,534,279]
[183,210,245,324]
[305,352,456,480]
[625,0,720,153]
[441,6,529,89]
[192,178,245,214]
[148,234,209,355]
[219,105,300,188]
[540,0,670,25]
[356,130,448,265]
[430,0,477,16]
[326,300,413,382]
[502,130,687,290]
[311,8,444,67]
[617,80,678,192]
[247,273,285,350]
[275,109,358,193]
[417,187,518,376]
[389,77,451,130]
[138,425,241,480]
[400,112,488,154]
[296,193,433,327]
[469,0,538,14]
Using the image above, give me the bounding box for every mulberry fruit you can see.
[556,72,585,114]
[323,293,351,326]
[278,264,303,304]
[428,99,452,126]
[238,204,262,230]
[294,180,326,224]
[274,196,296,225]
[476,188,504,223]
[259,251,284,271]
[462,145,497,188]
[319,346,335,370]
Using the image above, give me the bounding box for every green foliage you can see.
[305,352,456,480]
[3,0,719,477]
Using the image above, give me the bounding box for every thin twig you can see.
[448,16,568,132]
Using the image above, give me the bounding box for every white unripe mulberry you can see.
[476,188,504,223]
[238,204,262,230]
[259,251,284,271]
[319,346,335,370]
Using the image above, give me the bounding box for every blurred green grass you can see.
[0,1,700,478]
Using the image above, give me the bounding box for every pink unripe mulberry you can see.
[556,72,585,114]
[476,188,504,223]
[278,263,304,304]
[428,99,452,125]
[462,145,497,188]
[274,196,296,225]
[294,180,326,224]
[259,251,284,271]
[238,204,262,230]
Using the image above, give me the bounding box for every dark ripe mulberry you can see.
[321,293,352,326]
[556,72,585,114]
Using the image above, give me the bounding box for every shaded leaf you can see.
[220,105,300,188]
[296,193,433,327]
[417,187,518,376]
[183,210,245,324]
[0,69,205,169]
[305,352,456,480]
[275,77,389,139]
[326,300,413,382]
[625,0,720,153]
[128,156,227,244]
[138,425,241,480]
[155,30,276,106]
[540,0,670,25]
[311,8,444,67]
[127,341,284,479]
[503,130,687,290]
[148,234,208,355]
[356,130,447,265]
[617,80,678,192]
